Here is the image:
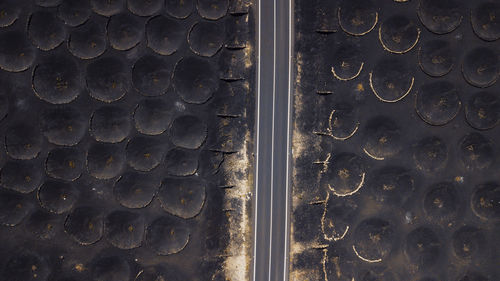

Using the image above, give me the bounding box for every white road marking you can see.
[267,0,277,279]
[254,1,292,280]
[283,0,293,279]
[252,0,262,278]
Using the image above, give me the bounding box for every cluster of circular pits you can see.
[325,113,497,172]
[0,0,235,278]
[2,170,207,252]
[333,0,500,130]
[2,251,191,281]
[0,1,225,103]
[322,134,499,278]
[0,0,229,65]
[314,0,500,279]
[348,219,495,280]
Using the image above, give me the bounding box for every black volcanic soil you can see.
[0,0,254,280]
[291,0,500,280]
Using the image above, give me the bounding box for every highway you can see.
[252,0,293,280]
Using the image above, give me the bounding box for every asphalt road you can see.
[253,0,293,280]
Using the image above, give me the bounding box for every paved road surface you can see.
[253,0,293,280]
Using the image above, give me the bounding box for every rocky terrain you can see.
[0,0,254,280]
[291,0,500,280]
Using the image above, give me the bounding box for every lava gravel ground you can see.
[290,0,500,280]
[0,0,254,280]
